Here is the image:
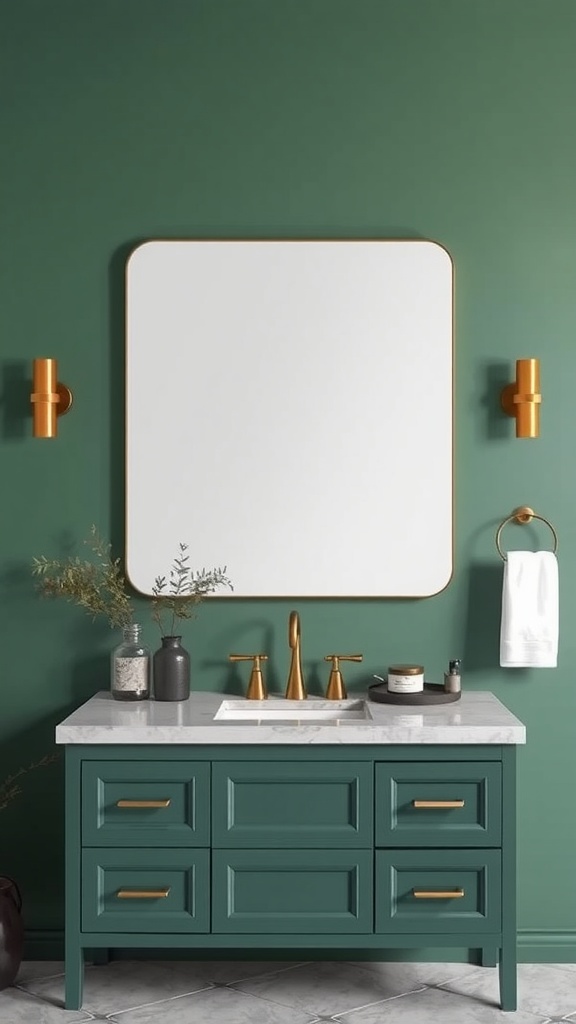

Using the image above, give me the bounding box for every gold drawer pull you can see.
[116,799,171,808]
[413,888,465,899]
[116,888,171,899]
[412,800,465,809]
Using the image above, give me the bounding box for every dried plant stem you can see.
[0,753,60,811]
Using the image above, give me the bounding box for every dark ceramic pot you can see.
[153,636,190,701]
[0,876,23,990]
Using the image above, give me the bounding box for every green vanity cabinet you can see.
[63,741,518,1012]
[82,847,210,933]
[81,761,211,847]
[374,761,502,847]
[211,762,374,933]
[212,848,374,934]
[374,849,502,934]
[211,761,373,847]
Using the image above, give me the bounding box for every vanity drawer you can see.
[82,761,210,847]
[212,762,373,847]
[375,849,501,934]
[82,848,210,933]
[212,849,373,933]
[375,762,501,847]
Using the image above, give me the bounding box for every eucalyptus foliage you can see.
[32,530,232,640]
[32,526,134,629]
[151,543,233,637]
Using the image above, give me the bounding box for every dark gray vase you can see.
[153,636,190,701]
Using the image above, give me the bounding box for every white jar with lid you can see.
[387,664,424,694]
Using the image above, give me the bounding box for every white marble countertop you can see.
[55,691,526,745]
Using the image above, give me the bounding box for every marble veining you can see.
[55,691,525,744]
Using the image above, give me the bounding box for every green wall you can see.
[1,0,575,958]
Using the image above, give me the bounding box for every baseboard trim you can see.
[24,930,576,964]
[517,930,576,963]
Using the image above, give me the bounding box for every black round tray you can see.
[368,682,461,705]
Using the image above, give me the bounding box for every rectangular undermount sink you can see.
[213,698,374,724]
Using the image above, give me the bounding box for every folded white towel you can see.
[500,551,559,668]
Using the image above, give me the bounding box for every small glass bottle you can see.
[444,658,462,694]
[111,624,150,701]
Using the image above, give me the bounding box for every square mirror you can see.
[126,239,453,597]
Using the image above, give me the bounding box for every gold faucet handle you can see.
[229,654,268,662]
[324,654,363,701]
[229,654,268,701]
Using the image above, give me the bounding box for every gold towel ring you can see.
[496,506,558,561]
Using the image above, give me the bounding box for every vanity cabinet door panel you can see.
[212,762,373,848]
[375,762,501,847]
[212,849,373,933]
[375,849,501,934]
[82,761,210,847]
[82,848,210,933]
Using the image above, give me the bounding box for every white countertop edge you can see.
[55,727,526,745]
[55,691,526,745]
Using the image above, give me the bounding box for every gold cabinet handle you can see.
[412,888,465,899]
[116,799,171,808]
[116,888,171,899]
[412,800,465,809]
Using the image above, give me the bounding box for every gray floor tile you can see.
[9,960,574,1022]
[107,985,320,1023]
[334,985,551,1022]
[200,959,311,985]
[347,959,484,988]
[14,962,65,985]
[21,961,204,1015]
[441,963,576,1018]
[233,960,426,1017]
[0,984,92,1023]
[21,960,298,1016]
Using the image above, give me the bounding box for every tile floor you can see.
[0,959,575,1023]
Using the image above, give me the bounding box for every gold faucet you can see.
[324,654,363,700]
[229,653,268,700]
[285,610,307,700]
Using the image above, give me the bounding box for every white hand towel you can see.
[500,551,559,668]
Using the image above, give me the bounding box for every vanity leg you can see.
[480,947,498,967]
[498,938,517,1011]
[65,938,84,1010]
[499,745,517,1011]
[65,748,84,1008]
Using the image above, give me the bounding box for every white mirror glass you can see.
[126,239,453,597]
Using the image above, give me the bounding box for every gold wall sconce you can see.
[500,358,541,438]
[31,358,73,438]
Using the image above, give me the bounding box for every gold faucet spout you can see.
[285,610,307,700]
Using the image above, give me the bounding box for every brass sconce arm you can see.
[500,358,541,438]
[31,358,73,438]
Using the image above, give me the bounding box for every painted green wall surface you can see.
[1,0,575,957]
